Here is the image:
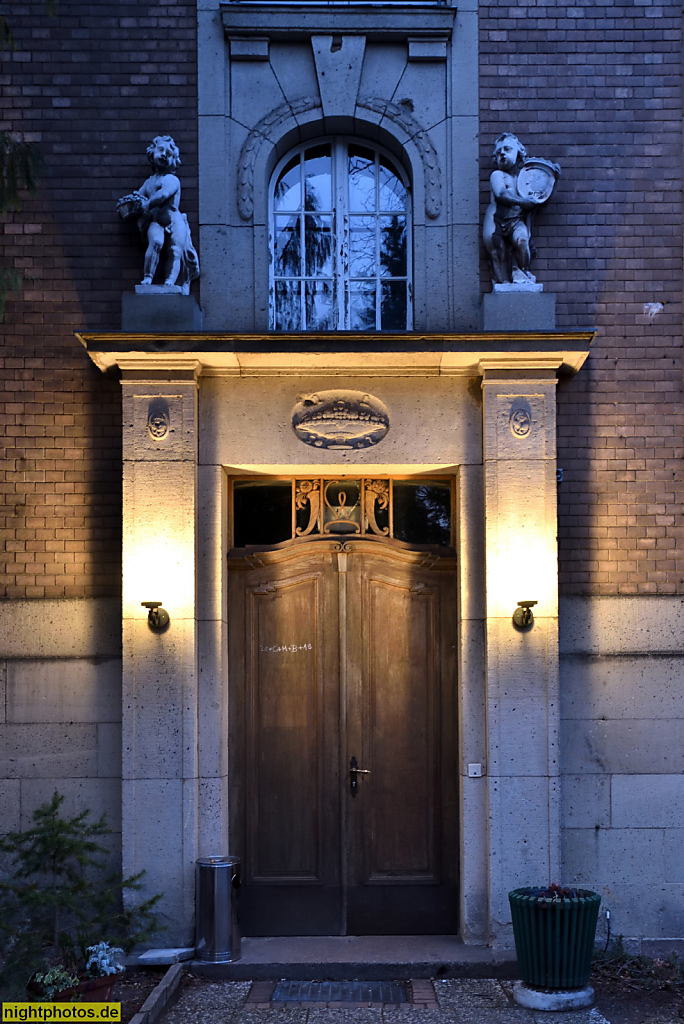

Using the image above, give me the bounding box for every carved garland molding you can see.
[236,96,442,221]
[237,96,320,221]
[357,96,442,220]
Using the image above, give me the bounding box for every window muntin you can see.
[270,140,411,331]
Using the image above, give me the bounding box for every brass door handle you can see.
[349,756,370,796]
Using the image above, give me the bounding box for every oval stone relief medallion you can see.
[147,397,170,440]
[509,400,532,438]
[292,390,390,450]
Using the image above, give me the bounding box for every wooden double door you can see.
[228,538,458,935]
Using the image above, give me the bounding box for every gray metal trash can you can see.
[195,856,241,962]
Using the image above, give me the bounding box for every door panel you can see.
[251,577,321,879]
[367,581,436,878]
[346,549,458,933]
[229,539,458,936]
[229,547,342,934]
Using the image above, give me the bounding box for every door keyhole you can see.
[349,755,371,797]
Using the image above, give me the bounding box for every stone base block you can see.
[135,284,185,295]
[138,947,195,965]
[641,938,684,957]
[482,291,556,331]
[122,292,202,332]
[513,981,594,1010]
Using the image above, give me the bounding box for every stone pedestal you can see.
[482,291,556,331]
[513,982,594,1010]
[122,291,203,333]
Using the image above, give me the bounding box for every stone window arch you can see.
[269,138,412,331]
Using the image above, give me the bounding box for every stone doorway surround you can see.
[79,331,592,948]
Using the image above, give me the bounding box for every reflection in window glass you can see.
[304,215,333,277]
[349,147,376,212]
[274,281,301,330]
[380,216,406,277]
[379,162,407,212]
[350,281,377,331]
[274,156,301,212]
[271,140,410,330]
[304,146,332,211]
[392,482,452,548]
[381,280,407,331]
[233,482,292,548]
[349,217,375,278]
[305,280,334,331]
[274,216,300,277]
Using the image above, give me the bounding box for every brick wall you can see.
[3,0,682,599]
[479,0,684,595]
[0,0,198,598]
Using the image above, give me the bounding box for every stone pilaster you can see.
[120,361,200,944]
[457,461,489,943]
[481,366,561,947]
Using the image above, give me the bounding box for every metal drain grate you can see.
[272,980,409,1004]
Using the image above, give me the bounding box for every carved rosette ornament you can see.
[509,400,532,438]
[147,398,170,440]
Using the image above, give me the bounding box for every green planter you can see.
[509,887,601,990]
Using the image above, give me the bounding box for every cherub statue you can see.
[483,133,560,288]
[117,136,199,293]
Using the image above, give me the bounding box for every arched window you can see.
[270,139,411,331]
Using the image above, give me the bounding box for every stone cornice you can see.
[77,331,594,377]
[220,4,456,41]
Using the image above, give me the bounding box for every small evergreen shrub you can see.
[0,792,162,995]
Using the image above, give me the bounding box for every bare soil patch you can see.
[591,952,684,1024]
[593,979,684,1023]
[112,967,168,1024]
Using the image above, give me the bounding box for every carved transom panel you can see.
[295,478,390,537]
[231,477,453,549]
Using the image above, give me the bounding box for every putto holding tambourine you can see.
[483,133,561,290]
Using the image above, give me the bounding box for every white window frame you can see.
[269,137,413,331]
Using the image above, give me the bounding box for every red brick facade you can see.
[0,1,197,597]
[480,0,684,595]
[2,0,682,597]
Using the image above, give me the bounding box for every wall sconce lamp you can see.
[513,600,537,629]
[141,601,170,631]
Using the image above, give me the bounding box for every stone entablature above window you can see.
[77,333,594,378]
[220,4,455,42]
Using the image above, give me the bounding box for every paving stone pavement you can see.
[162,979,612,1024]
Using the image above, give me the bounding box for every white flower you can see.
[85,942,125,977]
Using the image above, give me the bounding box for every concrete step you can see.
[190,935,517,980]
